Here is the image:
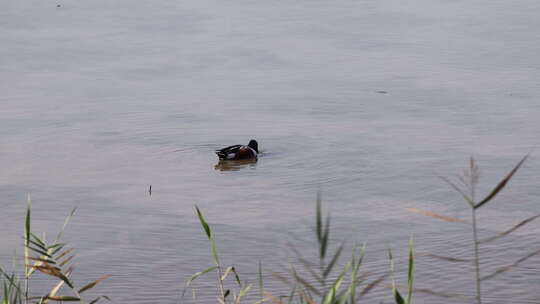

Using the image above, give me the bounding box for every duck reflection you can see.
[214,158,258,171]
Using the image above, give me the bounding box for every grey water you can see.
[1,0,540,303]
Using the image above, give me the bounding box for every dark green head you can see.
[248,139,258,153]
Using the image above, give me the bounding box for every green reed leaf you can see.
[59,255,75,268]
[221,266,233,281]
[45,295,80,301]
[440,176,475,208]
[479,213,540,244]
[55,248,74,262]
[481,248,540,281]
[323,243,344,278]
[287,284,297,304]
[474,154,528,209]
[28,246,52,258]
[31,265,73,289]
[316,193,322,242]
[359,273,389,298]
[237,284,252,302]
[389,248,404,304]
[89,297,101,304]
[258,261,264,301]
[55,207,77,243]
[195,206,212,239]
[25,195,31,277]
[424,254,471,263]
[394,289,405,304]
[231,267,242,287]
[320,215,330,260]
[79,275,111,294]
[292,270,321,296]
[407,236,415,304]
[188,266,218,285]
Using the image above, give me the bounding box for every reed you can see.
[388,237,415,304]
[411,154,540,303]
[0,198,110,304]
[186,198,392,304]
[281,194,388,304]
[182,206,256,304]
[3,154,538,304]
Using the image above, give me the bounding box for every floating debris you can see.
[376,90,388,94]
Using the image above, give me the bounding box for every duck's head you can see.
[248,139,259,153]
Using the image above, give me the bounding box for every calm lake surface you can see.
[1,0,540,303]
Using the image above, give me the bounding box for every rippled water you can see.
[1,0,540,303]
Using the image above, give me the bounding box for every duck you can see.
[216,139,258,160]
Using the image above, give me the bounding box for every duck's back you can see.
[216,145,256,160]
[216,145,241,160]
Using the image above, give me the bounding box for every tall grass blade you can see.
[55,208,77,243]
[45,295,80,301]
[0,269,23,295]
[231,267,242,287]
[210,239,219,267]
[59,255,75,268]
[49,244,66,257]
[323,264,349,304]
[287,284,297,304]
[406,208,465,223]
[56,248,75,262]
[394,289,405,304]
[31,265,73,289]
[300,291,317,304]
[194,207,220,266]
[440,176,475,207]
[24,195,31,304]
[323,243,343,278]
[253,296,273,304]
[27,239,48,252]
[424,254,470,263]
[358,273,389,297]
[320,215,330,260]
[195,206,212,239]
[47,243,65,251]
[78,275,111,294]
[221,266,233,281]
[235,284,252,304]
[42,271,70,304]
[258,261,264,302]
[27,247,52,258]
[26,257,55,266]
[271,272,292,286]
[480,248,540,281]
[474,154,528,209]
[29,233,45,248]
[292,270,320,296]
[187,266,218,285]
[479,213,540,244]
[389,248,405,304]
[316,193,322,243]
[414,288,470,300]
[181,266,218,299]
[89,297,102,304]
[294,255,322,284]
[407,236,415,304]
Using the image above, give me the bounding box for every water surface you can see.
[1,0,540,303]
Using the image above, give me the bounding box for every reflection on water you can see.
[214,159,258,171]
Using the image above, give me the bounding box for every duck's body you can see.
[216,140,258,160]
